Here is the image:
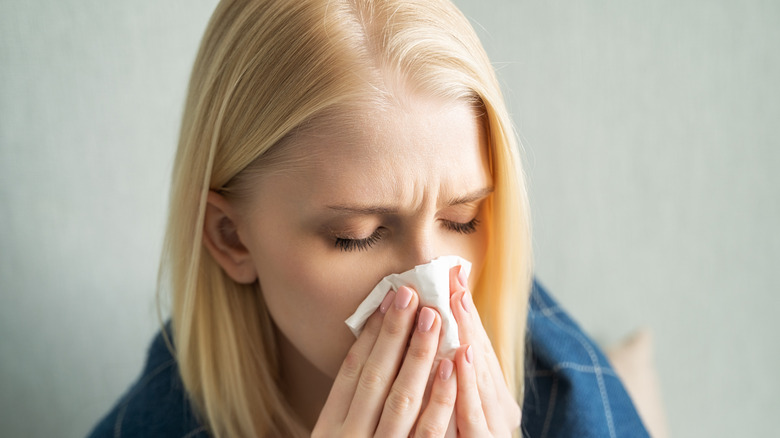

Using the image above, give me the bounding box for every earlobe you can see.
[202,190,258,284]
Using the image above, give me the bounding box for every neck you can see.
[276,330,333,431]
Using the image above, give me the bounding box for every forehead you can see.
[253,95,491,209]
[297,97,485,169]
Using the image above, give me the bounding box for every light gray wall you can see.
[0,1,219,436]
[1,1,777,437]
[452,2,780,437]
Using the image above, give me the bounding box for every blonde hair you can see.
[160,0,532,436]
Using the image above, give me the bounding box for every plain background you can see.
[1,1,778,436]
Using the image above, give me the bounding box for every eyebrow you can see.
[445,186,494,206]
[325,186,494,215]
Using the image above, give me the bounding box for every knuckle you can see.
[340,351,362,380]
[477,369,493,391]
[406,342,433,361]
[384,319,404,336]
[358,364,387,391]
[463,407,484,427]
[417,422,446,438]
[429,390,456,408]
[385,387,417,416]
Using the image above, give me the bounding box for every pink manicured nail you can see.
[465,345,473,364]
[457,266,468,289]
[439,359,454,380]
[461,291,471,313]
[379,290,396,314]
[394,286,413,310]
[417,307,435,332]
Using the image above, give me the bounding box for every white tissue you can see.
[345,255,471,358]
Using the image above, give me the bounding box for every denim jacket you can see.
[88,281,648,437]
[521,281,649,437]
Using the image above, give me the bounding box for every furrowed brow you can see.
[325,187,493,215]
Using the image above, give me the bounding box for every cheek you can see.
[252,232,383,377]
[467,219,489,287]
[438,214,489,289]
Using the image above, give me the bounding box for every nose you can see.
[396,225,438,272]
[404,239,433,269]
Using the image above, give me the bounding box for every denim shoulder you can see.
[521,280,650,438]
[86,327,208,438]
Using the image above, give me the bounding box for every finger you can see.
[318,290,394,426]
[414,358,457,438]
[343,286,419,433]
[449,266,491,356]
[455,282,501,375]
[448,265,469,296]
[449,265,500,370]
[450,265,492,360]
[375,307,442,436]
[451,289,503,425]
[454,345,489,435]
[458,286,521,429]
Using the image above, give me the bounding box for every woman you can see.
[90,0,647,436]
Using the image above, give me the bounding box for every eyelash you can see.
[443,218,480,234]
[334,229,384,252]
[333,218,481,252]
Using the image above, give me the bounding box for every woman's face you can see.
[232,94,492,378]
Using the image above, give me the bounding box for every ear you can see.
[202,190,258,284]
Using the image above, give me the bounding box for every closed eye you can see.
[442,218,480,234]
[334,228,385,252]
[333,218,480,252]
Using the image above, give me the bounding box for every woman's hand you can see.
[448,266,522,436]
[312,286,458,437]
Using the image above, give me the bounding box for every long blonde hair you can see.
[160,0,532,436]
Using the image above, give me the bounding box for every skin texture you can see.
[203,93,520,435]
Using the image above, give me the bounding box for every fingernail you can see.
[439,359,454,380]
[465,345,473,364]
[417,307,435,332]
[394,286,413,310]
[457,266,468,289]
[461,291,471,313]
[379,289,396,314]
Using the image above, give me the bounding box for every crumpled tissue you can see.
[344,255,471,358]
